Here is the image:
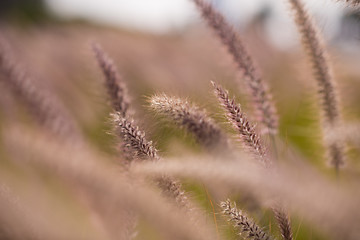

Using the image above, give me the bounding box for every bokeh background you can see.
[1,1,360,239]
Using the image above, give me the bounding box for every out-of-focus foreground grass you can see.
[1,8,360,239]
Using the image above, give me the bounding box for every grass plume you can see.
[191,0,278,135]
[212,81,267,164]
[1,3,359,239]
[150,94,228,151]
[272,206,293,240]
[111,112,190,209]
[221,200,272,240]
[92,42,130,117]
[112,112,159,161]
[287,0,345,171]
[0,35,81,140]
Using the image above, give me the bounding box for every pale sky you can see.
[45,0,348,47]
[46,0,197,33]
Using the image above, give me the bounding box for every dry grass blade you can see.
[92,43,130,117]
[150,94,228,151]
[191,0,278,135]
[0,35,81,140]
[221,200,273,240]
[212,81,267,164]
[287,0,345,171]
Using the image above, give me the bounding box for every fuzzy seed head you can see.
[191,0,278,135]
[212,82,268,165]
[0,35,81,139]
[150,94,228,150]
[221,200,272,240]
[288,0,345,171]
[111,112,190,209]
[272,206,293,240]
[92,43,130,117]
[157,176,190,209]
[112,112,159,161]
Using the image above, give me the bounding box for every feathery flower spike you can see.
[92,42,130,117]
[112,112,159,161]
[273,206,293,240]
[0,35,81,139]
[212,81,267,164]
[112,112,189,209]
[213,82,293,239]
[288,0,345,170]
[191,0,278,135]
[221,200,273,240]
[150,94,228,150]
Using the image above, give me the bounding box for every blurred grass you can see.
[1,21,360,239]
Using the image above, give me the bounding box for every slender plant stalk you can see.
[92,42,130,117]
[0,35,81,139]
[150,94,228,151]
[221,200,273,240]
[288,0,345,171]
[191,0,278,135]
